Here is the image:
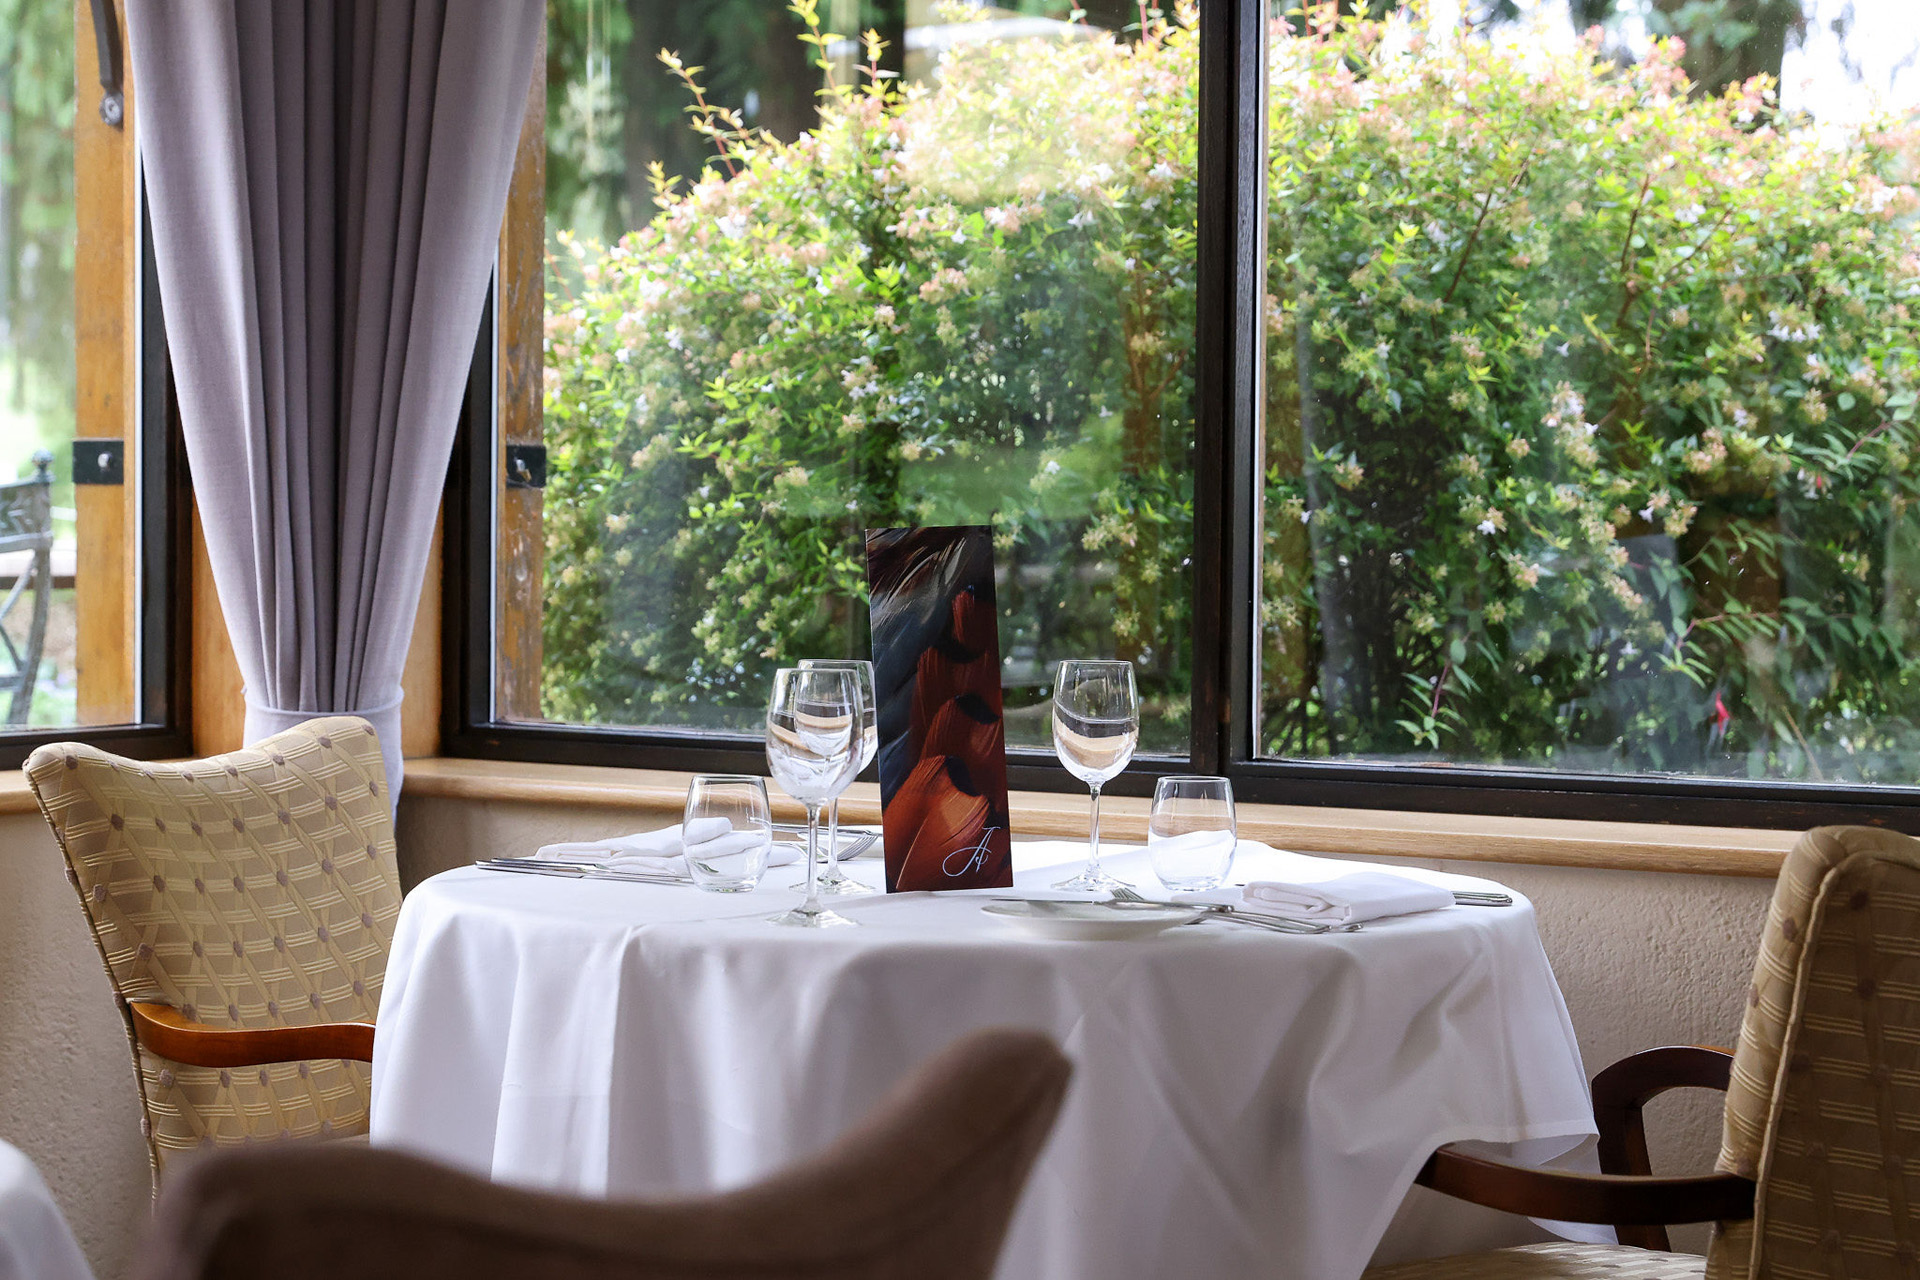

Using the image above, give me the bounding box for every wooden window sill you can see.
[398,758,1794,878]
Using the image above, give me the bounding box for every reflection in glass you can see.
[1258,3,1920,786]
[527,3,1196,755]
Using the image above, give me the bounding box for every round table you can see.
[371,841,1597,1280]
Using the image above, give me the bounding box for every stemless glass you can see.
[683,775,775,892]
[798,658,878,896]
[1051,659,1140,892]
[765,666,861,928]
[1147,775,1237,892]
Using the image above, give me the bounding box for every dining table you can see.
[370,839,1602,1280]
[0,1140,93,1280]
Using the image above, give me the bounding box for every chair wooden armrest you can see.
[1589,1044,1735,1250]
[1414,1144,1754,1227]
[1411,1044,1745,1252]
[129,1001,375,1068]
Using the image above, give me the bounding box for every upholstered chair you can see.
[1367,825,1920,1279]
[133,1026,1070,1280]
[24,717,399,1191]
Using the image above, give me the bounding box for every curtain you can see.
[124,1,540,800]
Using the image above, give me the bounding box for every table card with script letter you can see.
[864,526,1014,892]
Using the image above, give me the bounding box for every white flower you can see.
[716,213,747,240]
[1477,519,1498,535]
[1556,342,1571,357]
[1148,161,1176,182]
[1067,209,1096,230]
[951,228,966,244]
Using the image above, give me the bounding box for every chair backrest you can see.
[24,717,401,1190]
[0,450,55,721]
[0,451,53,556]
[1709,825,1920,1279]
[133,1026,1071,1280]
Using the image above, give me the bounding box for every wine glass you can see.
[1050,659,1140,892]
[798,658,877,896]
[765,666,862,928]
[1147,775,1237,891]
[682,775,775,892]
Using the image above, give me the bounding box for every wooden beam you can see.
[495,26,546,723]
[73,0,137,725]
[397,757,1800,877]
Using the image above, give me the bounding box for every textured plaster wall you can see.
[0,794,1776,1278]
[0,810,151,1280]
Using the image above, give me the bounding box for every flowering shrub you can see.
[541,5,1197,745]
[1260,10,1920,780]
[542,2,1920,781]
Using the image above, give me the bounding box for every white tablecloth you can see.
[372,841,1596,1280]
[0,1142,92,1280]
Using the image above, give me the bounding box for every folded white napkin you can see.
[534,820,798,877]
[1174,870,1452,924]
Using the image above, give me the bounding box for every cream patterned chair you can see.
[1367,825,1920,1279]
[25,717,400,1192]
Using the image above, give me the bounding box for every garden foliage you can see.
[542,1,1920,781]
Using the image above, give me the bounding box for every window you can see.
[455,0,1920,829]
[0,1,187,766]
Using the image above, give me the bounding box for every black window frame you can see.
[441,0,1920,835]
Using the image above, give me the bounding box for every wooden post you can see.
[73,0,138,726]
[496,30,546,723]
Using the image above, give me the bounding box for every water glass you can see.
[683,774,774,892]
[1147,775,1236,891]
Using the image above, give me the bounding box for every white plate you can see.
[981,900,1201,941]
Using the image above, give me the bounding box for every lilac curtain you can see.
[125,0,540,799]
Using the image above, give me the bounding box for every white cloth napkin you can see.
[1174,870,1452,924]
[534,820,799,877]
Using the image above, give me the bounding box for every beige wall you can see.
[0,810,150,1280]
[0,792,1773,1278]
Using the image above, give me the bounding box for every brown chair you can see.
[1367,825,1920,1279]
[132,1026,1070,1280]
[24,717,399,1192]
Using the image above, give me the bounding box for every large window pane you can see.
[1258,1,1920,783]
[0,4,89,730]
[520,1,1198,753]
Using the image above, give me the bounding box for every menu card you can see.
[864,526,1014,892]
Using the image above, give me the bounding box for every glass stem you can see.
[1086,784,1103,877]
[802,801,824,911]
[824,797,841,877]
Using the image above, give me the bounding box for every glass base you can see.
[798,866,874,896]
[769,901,858,928]
[1051,865,1136,893]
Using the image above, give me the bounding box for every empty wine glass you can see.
[765,666,861,928]
[1147,775,1237,891]
[1051,659,1140,892]
[798,658,877,896]
[683,775,775,892]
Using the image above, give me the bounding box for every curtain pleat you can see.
[125,0,541,799]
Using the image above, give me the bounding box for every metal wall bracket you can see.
[73,439,125,485]
[88,0,124,127]
[505,443,547,490]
